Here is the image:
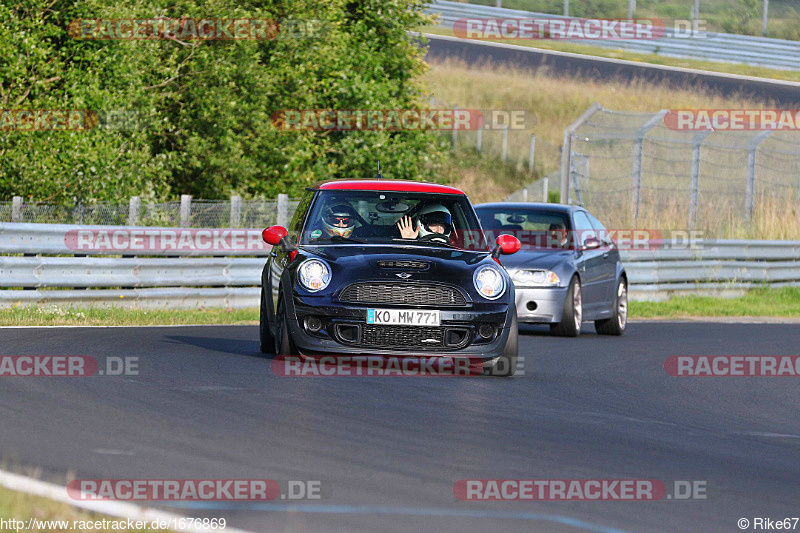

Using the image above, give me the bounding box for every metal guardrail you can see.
[428,1,800,71]
[1,223,799,306]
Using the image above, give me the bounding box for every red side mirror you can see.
[262,225,288,246]
[496,234,521,255]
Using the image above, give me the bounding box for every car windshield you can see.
[301,190,488,251]
[475,207,572,250]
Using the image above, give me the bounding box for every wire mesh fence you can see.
[566,106,800,237]
[1,196,300,228]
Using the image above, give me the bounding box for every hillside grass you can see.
[429,59,800,238]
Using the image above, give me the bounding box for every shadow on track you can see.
[163,335,272,359]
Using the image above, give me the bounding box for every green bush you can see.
[0,0,447,203]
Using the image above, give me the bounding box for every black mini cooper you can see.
[259,179,522,376]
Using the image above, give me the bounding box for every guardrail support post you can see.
[563,0,569,16]
[11,196,22,223]
[476,116,483,152]
[180,195,192,228]
[277,194,289,228]
[745,131,772,222]
[128,196,140,226]
[230,195,242,228]
[543,177,549,202]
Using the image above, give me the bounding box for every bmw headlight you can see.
[297,259,331,292]
[512,269,560,286]
[473,265,506,300]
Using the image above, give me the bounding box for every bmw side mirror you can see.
[262,225,297,252]
[582,237,601,251]
[492,234,521,259]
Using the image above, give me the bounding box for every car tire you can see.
[259,286,275,353]
[550,276,582,337]
[487,311,518,377]
[595,277,627,336]
[275,297,299,356]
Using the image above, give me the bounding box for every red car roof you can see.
[317,180,465,195]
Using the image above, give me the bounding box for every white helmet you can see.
[322,203,357,238]
[417,204,453,239]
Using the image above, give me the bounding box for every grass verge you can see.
[629,287,800,319]
[0,485,157,532]
[0,305,258,326]
[1,288,799,326]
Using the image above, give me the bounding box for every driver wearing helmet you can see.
[397,204,453,241]
[321,203,358,239]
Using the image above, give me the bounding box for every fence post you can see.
[501,124,508,162]
[128,196,140,226]
[563,0,569,16]
[476,115,483,152]
[689,131,712,229]
[528,134,536,173]
[180,194,192,228]
[560,102,601,204]
[632,110,667,222]
[230,195,242,228]
[73,199,84,224]
[522,188,528,202]
[543,177,549,202]
[451,105,458,149]
[11,196,22,223]
[745,131,772,222]
[277,193,289,228]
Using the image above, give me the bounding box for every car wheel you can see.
[550,276,582,337]
[595,277,627,336]
[274,297,299,356]
[487,311,518,377]
[259,286,275,353]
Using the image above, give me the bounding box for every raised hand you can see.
[396,215,418,239]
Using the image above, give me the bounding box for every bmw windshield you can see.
[301,190,488,251]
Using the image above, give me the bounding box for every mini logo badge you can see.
[395,272,412,279]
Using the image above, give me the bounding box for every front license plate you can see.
[367,309,440,326]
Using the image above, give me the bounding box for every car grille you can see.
[361,325,445,348]
[339,282,467,307]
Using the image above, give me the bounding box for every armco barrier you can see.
[1,223,800,307]
[428,0,800,71]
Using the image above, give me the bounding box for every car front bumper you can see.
[284,293,515,364]
[514,285,568,324]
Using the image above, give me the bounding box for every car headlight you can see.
[297,259,331,292]
[512,269,560,286]
[473,265,506,300]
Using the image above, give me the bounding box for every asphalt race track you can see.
[424,34,800,107]
[2,322,800,532]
